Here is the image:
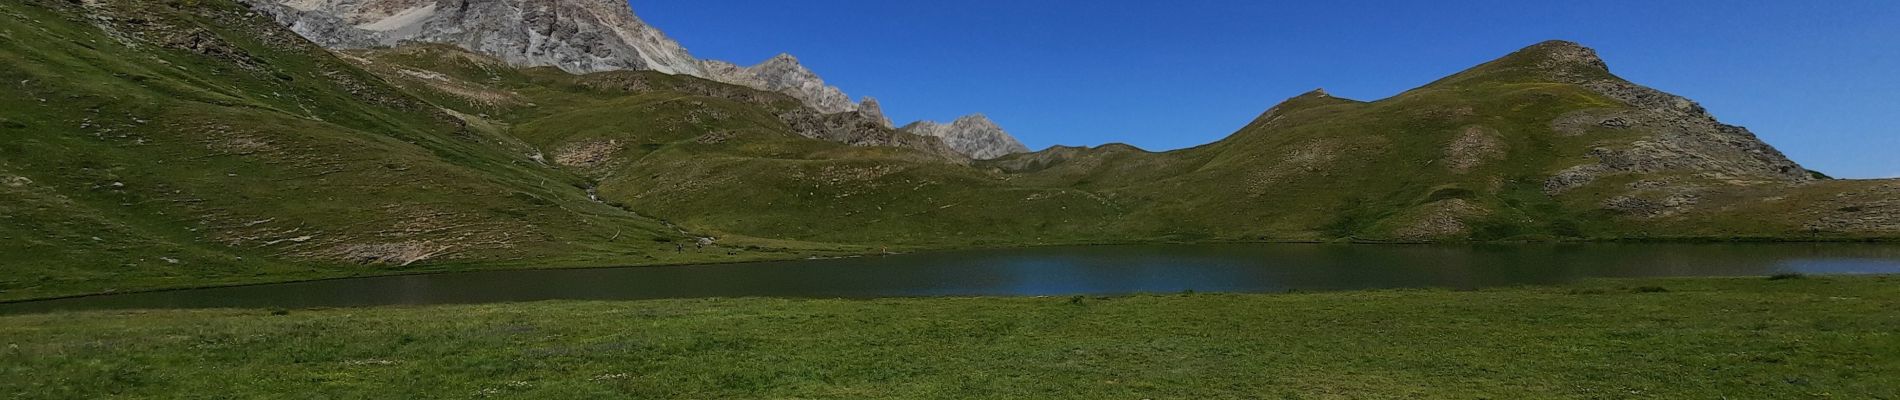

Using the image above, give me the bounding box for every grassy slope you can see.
[992,45,1899,242]
[365,40,1894,250]
[0,0,859,301]
[3,1,1895,301]
[351,45,1141,248]
[2,276,1894,398]
[1108,78,1636,241]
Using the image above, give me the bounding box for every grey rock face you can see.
[253,0,1021,156]
[900,115,1032,160]
[701,54,858,114]
[855,97,893,129]
[785,111,968,164]
[251,0,707,75]
[250,0,869,116]
[1522,41,1811,193]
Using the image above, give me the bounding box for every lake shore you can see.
[3,275,1894,398]
[8,237,1898,303]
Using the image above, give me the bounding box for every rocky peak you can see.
[1520,40,1609,72]
[252,0,868,115]
[1404,41,1811,188]
[857,97,893,128]
[900,114,1031,160]
[1454,41,1815,190]
[701,53,859,114]
[254,0,1021,152]
[247,0,708,76]
[954,114,999,128]
[1420,40,1619,90]
[764,53,800,65]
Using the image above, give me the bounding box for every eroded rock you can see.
[1389,199,1487,240]
[899,115,1032,160]
[554,140,622,168]
[337,241,450,266]
[1445,126,1505,174]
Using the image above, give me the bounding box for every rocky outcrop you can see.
[856,97,893,128]
[564,68,963,163]
[701,54,858,114]
[249,0,707,75]
[1803,180,1900,233]
[899,115,1031,160]
[1386,199,1488,241]
[785,111,968,163]
[1445,126,1505,174]
[1492,41,1813,193]
[250,0,921,131]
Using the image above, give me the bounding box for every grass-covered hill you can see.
[354,40,1900,248]
[0,0,878,300]
[983,41,1900,242]
[343,44,1135,248]
[2,0,1895,299]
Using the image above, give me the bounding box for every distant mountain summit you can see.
[249,0,1027,156]
[1423,40,1811,190]
[702,53,862,115]
[4,0,1896,301]
[253,0,707,75]
[901,115,1032,160]
[250,0,859,110]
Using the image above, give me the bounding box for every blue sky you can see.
[629,0,1899,178]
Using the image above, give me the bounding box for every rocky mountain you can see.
[249,0,869,115]
[248,0,1029,156]
[900,115,1033,160]
[250,0,707,75]
[702,54,860,115]
[5,0,1896,301]
[856,97,894,128]
[1085,40,1847,241]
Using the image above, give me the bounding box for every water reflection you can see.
[4,243,1899,314]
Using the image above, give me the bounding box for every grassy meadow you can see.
[2,275,1894,399]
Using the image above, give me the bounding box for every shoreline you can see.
[5,238,1898,307]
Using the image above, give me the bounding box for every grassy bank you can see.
[0,242,870,303]
[2,276,1894,399]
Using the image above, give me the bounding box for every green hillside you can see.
[354,41,1900,248]
[0,0,861,300]
[2,0,1895,300]
[987,42,1899,242]
[343,44,1139,248]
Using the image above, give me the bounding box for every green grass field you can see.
[3,276,1894,399]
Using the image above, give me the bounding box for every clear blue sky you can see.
[629,0,1899,178]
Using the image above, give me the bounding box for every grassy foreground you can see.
[2,276,1896,399]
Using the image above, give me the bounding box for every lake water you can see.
[4,243,1900,314]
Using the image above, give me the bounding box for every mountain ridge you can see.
[700,53,861,115]
[2,0,1895,301]
[247,0,1026,155]
[252,0,709,75]
[900,114,1033,160]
